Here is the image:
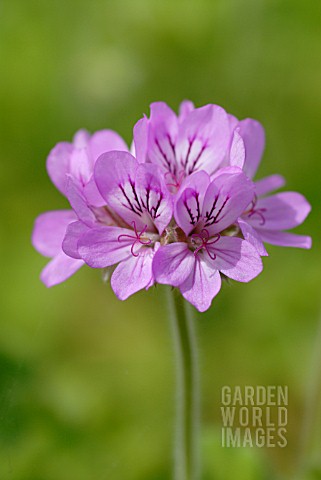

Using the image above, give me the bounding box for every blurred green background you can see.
[0,0,320,479]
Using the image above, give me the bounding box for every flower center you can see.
[190,229,220,260]
[118,221,153,257]
[164,171,185,194]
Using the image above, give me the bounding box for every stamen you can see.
[244,195,267,226]
[191,229,220,260]
[247,209,267,226]
[118,221,152,257]
[249,194,258,211]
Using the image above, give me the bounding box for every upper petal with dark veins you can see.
[94,151,172,234]
[175,104,230,176]
[175,171,211,236]
[201,168,255,235]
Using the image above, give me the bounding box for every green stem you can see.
[166,287,200,480]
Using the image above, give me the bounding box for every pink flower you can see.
[32,101,311,310]
[133,101,233,193]
[32,129,128,286]
[152,168,263,312]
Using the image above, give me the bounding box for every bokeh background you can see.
[1,0,320,479]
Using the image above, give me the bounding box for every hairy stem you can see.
[166,288,200,480]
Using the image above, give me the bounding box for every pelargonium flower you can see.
[32,129,128,286]
[47,129,128,203]
[152,167,263,311]
[32,100,311,313]
[133,101,243,193]
[62,152,173,300]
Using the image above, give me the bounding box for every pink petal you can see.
[40,252,83,287]
[179,259,221,312]
[178,100,195,122]
[69,148,92,185]
[255,175,286,197]
[94,150,137,215]
[177,169,211,196]
[133,115,149,163]
[176,104,230,176]
[229,128,245,169]
[238,219,268,257]
[210,165,243,180]
[78,226,134,268]
[83,176,105,207]
[175,171,211,235]
[62,221,90,259]
[89,129,128,162]
[32,210,77,257]
[238,119,265,179]
[66,177,96,227]
[111,248,155,300]
[95,152,172,233]
[152,243,195,287]
[147,102,178,174]
[73,129,91,148]
[207,236,263,282]
[257,230,312,249]
[135,163,173,234]
[228,114,239,130]
[46,142,73,196]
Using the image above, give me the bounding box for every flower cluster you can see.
[32,101,311,311]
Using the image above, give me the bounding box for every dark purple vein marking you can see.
[155,137,176,175]
[119,180,163,220]
[204,196,230,227]
[184,192,201,226]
